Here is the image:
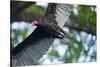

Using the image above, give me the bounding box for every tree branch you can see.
[11,1,35,22]
[64,15,96,35]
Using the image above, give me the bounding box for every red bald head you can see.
[32,20,38,26]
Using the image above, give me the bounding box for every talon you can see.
[58,35,63,38]
[59,32,65,36]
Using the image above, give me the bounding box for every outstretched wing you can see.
[12,28,54,66]
[42,3,73,41]
[42,3,73,28]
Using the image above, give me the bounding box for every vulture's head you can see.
[32,20,65,39]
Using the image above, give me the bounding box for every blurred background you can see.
[11,1,96,64]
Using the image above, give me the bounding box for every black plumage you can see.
[11,2,73,66]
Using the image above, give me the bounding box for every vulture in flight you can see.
[11,2,73,66]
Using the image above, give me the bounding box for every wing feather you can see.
[42,3,73,28]
[55,4,73,28]
[12,38,54,66]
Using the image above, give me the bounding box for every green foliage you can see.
[70,5,96,35]
[48,48,59,57]
[78,5,96,29]
[26,4,46,15]
[61,35,80,63]
[11,28,28,47]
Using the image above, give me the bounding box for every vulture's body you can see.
[11,2,73,66]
